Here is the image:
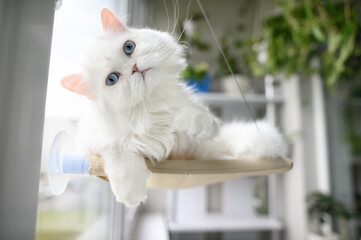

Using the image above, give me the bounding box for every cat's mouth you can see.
[140,68,150,78]
[132,64,151,79]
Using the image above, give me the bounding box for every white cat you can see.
[61,9,286,207]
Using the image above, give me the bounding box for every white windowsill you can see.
[169,215,284,233]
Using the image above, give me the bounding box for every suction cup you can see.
[48,131,92,195]
[48,131,71,195]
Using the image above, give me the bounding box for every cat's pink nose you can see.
[132,64,139,74]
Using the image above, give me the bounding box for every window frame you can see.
[0,0,55,239]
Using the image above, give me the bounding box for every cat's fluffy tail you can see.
[196,120,287,160]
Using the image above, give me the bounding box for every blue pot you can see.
[186,75,211,93]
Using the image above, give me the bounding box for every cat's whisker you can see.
[149,41,168,54]
[178,40,192,57]
[176,17,193,42]
[175,1,193,56]
[145,45,163,59]
[172,0,176,34]
[140,100,150,136]
[176,0,180,31]
[171,0,180,35]
[126,87,137,136]
[163,0,170,32]
[159,44,173,57]
[185,0,192,25]
[130,105,136,132]
[126,88,133,119]
[143,43,173,65]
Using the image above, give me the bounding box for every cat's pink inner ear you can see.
[61,74,92,99]
[101,8,127,33]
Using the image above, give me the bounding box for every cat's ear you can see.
[61,74,93,99]
[101,8,127,33]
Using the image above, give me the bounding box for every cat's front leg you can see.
[174,105,219,140]
[102,150,151,207]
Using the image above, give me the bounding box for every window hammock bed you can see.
[48,131,292,194]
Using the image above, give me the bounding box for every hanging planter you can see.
[240,0,361,91]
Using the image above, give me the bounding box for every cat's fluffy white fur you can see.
[69,10,286,207]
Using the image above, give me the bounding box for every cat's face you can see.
[62,9,186,109]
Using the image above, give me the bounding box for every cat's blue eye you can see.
[123,40,135,56]
[106,72,120,86]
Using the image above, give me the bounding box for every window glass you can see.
[36,1,120,239]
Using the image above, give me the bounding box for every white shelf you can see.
[199,93,283,106]
[168,215,284,233]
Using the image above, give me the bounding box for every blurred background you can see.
[0,0,360,239]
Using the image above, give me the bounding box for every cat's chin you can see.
[131,72,146,83]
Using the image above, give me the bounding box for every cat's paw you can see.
[175,106,219,140]
[110,168,151,207]
[113,180,148,207]
[105,153,151,207]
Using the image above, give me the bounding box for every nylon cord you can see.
[196,0,260,132]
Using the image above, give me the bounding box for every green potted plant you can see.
[178,14,211,93]
[180,62,210,92]
[307,192,354,240]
